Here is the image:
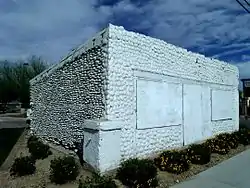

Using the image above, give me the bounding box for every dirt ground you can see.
[1,123,250,188]
[0,130,93,188]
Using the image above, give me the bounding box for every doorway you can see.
[183,84,203,145]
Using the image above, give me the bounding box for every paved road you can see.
[171,149,250,188]
[0,117,26,129]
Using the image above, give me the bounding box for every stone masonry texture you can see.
[30,28,109,149]
[30,24,239,172]
[106,24,238,161]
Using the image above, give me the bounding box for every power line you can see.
[235,0,250,13]
[243,0,250,7]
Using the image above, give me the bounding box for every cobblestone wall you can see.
[30,24,239,172]
[106,24,239,160]
[30,32,109,149]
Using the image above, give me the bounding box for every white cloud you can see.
[242,55,250,61]
[98,0,250,63]
[212,47,250,59]
[236,62,250,79]
[0,0,250,69]
[0,0,108,62]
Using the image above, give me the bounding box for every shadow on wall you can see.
[28,123,85,166]
[73,139,84,166]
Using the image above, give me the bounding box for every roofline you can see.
[30,23,239,85]
[110,24,238,74]
[30,27,109,85]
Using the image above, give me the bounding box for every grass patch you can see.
[0,128,24,166]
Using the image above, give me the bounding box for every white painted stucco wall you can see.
[30,24,239,173]
[104,24,238,164]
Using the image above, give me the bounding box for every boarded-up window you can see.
[136,79,182,129]
[211,89,233,121]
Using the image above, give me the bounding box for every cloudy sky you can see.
[0,0,250,79]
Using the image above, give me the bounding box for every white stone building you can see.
[30,24,239,173]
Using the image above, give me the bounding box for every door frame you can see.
[183,83,204,145]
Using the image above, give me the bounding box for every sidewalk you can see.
[171,149,250,188]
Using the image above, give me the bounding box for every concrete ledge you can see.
[84,119,123,131]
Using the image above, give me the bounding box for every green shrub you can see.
[205,137,230,155]
[50,156,79,184]
[228,132,239,149]
[187,144,211,165]
[27,135,39,148]
[216,132,239,149]
[205,131,241,154]
[10,156,36,176]
[28,140,52,160]
[237,128,250,145]
[79,173,117,188]
[116,158,158,188]
[154,150,190,174]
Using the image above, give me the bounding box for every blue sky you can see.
[0,0,250,79]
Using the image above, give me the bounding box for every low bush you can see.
[27,135,39,148]
[187,143,211,165]
[79,173,117,188]
[237,128,250,146]
[28,140,52,160]
[229,132,240,149]
[217,133,239,149]
[205,137,230,155]
[10,156,36,176]
[155,150,190,174]
[116,158,158,188]
[50,156,79,184]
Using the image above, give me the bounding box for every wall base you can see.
[83,119,122,173]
